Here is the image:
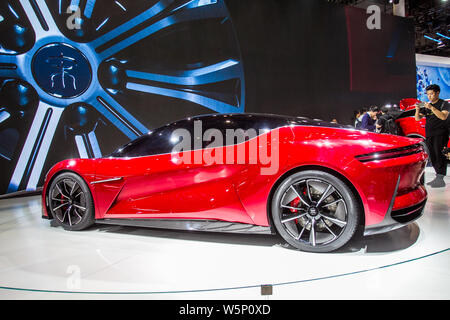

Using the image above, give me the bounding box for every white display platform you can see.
[0,167,448,299]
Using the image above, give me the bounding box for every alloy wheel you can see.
[48,174,93,230]
[272,171,360,252]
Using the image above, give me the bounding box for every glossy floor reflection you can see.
[0,167,448,299]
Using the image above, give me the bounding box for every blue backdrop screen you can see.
[0,0,417,195]
[417,65,450,101]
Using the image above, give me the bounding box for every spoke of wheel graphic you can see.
[316,184,335,207]
[18,0,59,39]
[74,131,102,158]
[0,55,19,78]
[126,60,241,86]
[126,82,242,113]
[289,185,310,208]
[90,0,174,49]
[89,91,148,139]
[281,213,307,224]
[321,214,347,228]
[309,220,316,246]
[83,0,96,18]
[7,102,64,193]
[95,0,225,60]
[126,60,244,113]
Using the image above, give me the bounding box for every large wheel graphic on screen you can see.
[0,0,245,194]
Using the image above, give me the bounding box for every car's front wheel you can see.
[271,170,361,253]
[47,172,94,231]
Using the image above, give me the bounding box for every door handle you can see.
[90,177,123,185]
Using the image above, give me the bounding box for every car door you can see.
[165,114,290,225]
[93,125,178,219]
[157,116,252,223]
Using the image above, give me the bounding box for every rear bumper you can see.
[364,184,427,236]
[364,199,426,236]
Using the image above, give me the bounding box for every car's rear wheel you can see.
[271,170,360,253]
[47,172,94,231]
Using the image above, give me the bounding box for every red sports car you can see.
[42,113,428,252]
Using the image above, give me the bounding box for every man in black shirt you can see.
[415,84,449,188]
[376,106,398,134]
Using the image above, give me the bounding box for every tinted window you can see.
[109,114,290,157]
[203,114,288,148]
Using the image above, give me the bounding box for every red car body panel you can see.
[42,117,428,236]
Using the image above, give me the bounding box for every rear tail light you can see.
[355,143,424,163]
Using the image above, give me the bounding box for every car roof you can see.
[181,112,351,129]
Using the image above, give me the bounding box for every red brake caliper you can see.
[289,197,300,213]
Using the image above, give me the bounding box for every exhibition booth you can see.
[0,0,448,300]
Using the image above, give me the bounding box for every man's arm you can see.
[415,104,424,121]
[426,102,449,121]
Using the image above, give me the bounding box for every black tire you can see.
[271,170,361,253]
[47,172,95,231]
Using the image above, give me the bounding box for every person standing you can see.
[360,106,378,132]
[415,84,449,188]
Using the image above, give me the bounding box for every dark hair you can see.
[426,84,440,93]
[369,106,379,112]
[381,106,389,113]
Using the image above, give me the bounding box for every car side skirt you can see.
[96,218,274,235]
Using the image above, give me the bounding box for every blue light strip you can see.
[114,1,126,12]
[96,17,109,31]
[424,35,442,43]
[172,0,217,13]
[8,4,19,19]
[436,32,450,40]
